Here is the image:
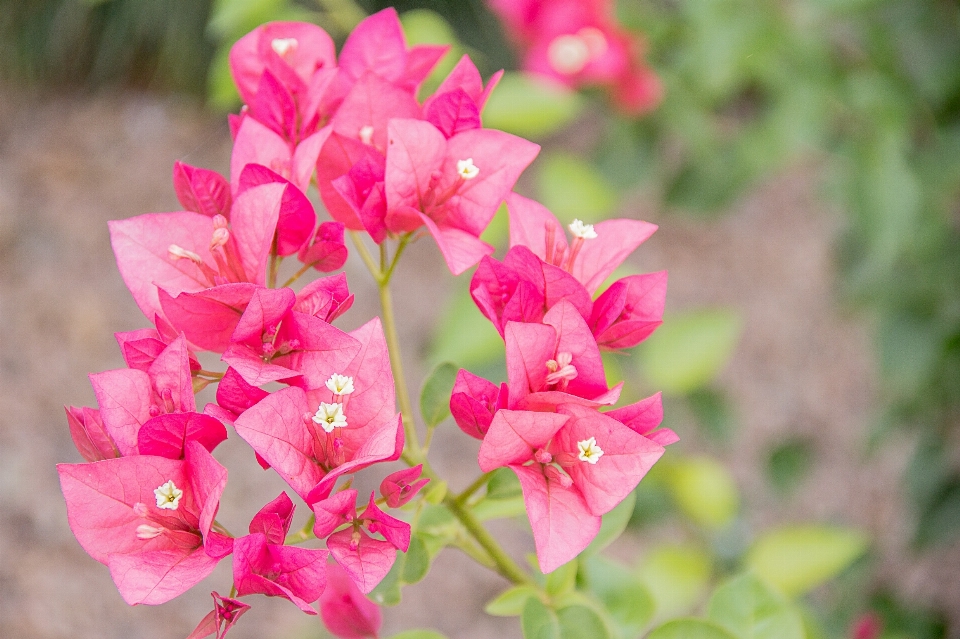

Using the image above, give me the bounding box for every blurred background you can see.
[1,0,959,637]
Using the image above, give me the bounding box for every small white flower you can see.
[358,125,374,145]
[154,480,184,510]
[577,437,604,464]
[271,37,298,57]
[568,219,597,240]
[325,373,355,396]
[456,158,480,180]
[312,402,347,432]
[547,34,591,75]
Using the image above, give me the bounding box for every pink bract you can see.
[320,560,383,639]
[58,441,230,605]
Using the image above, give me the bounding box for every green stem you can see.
[284,513,316,545]
[353,231,532,586]
[444,495,533,585]
[455,471,495,505]
[281,261,314,288]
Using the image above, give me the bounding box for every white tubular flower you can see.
[325,373,355,396]
[271,37,298,57]
[154,480,184,510]
[313,402,347,432]
[456,158,480,180]
[568,219,598,240]
[577,437,604,464]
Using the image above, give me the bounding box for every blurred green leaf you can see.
[639,308,742,394]
[647,619,738,639]
[487,467,523,499]
[638,543,713,620]
[582,491,636,557]
[537,153,618,223]
[485,585,540,617]
[707,572,805,639]
[430,286,504,374]
[545,559,577,597]
[766,438,814,496]
[420,361,458,428]
[583,555,656,636]
[522,596,561,639]
[688,388,736,443]
[424,480,448,505]
[666,456,739,529]
[557,605,610,639]
[401,534,431,584]
[483,72,584,139]
[473,494,526,522]
[746,525,869,597]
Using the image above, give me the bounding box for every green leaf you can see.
[666,456,740,529]
[647,619,738,639]
[389,631,449,639]
[522,596,561,639]
[582,491,636,557]
[473,495,526,522]
[766,438,814,496]
[402,534,431,584]
[430,286,504,372]
[707,573,804,639]
[420,362,458,428]
[369,555,403,606]
[557,605,609,639]
[638,543,713,620]
[537,153,617,224]
[485,585,540,617]
[483,72,584,139]
[745,526,869,597]
[639,308,742,394]
[424,480,448,505]
[545,558,577,597]
[583,555,656,636]
[487,467,523,499]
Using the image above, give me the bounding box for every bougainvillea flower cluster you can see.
[487,0,663,114]
[58,7,667,639]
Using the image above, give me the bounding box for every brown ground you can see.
[0,89,957,638]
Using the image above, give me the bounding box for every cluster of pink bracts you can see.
[488,0,662,114]
[57,8,670,639]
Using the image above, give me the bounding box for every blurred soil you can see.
[0,89,957,638]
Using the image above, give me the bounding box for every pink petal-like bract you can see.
[320,560,382,639]
[173,161,232,219]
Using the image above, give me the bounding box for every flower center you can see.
[325,373,355,396]
[313,402,347,432]
[548,34,591,75]
[545,352,578,388]
[271,37,298,58]
[456,158,480,180]
[568,219,597,240]
[154,480,184,510]
[577,437,604,464]
[358,125,374,145]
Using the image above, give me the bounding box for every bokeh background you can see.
[1,1,959,638]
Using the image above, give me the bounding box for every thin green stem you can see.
[349,231,382,283]
[444,495,533,585]
[352,230,532,587]
[268,237,280,288]
[281,262,314,288]
[455,471,495,505]
[284,513,316,545]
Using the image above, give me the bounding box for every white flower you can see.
[325,373,355,396]
[568,219,597,240]
[154,480,184,510]
[271,37,298,57]
[313,402,347,432]
[456,158,480,180]
[577,437,604,464]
